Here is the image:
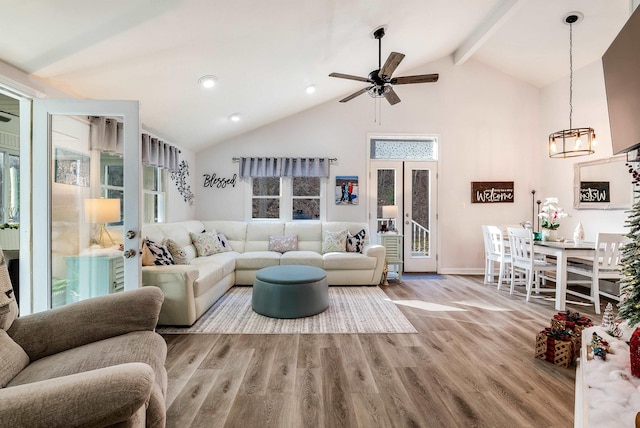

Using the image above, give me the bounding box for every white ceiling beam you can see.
[453,0,527,66]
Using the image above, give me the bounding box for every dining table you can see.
[533,240,595,311]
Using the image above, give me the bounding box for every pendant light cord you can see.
[569,22,573,130]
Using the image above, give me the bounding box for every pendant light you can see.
[548,12,596,158]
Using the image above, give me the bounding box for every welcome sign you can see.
[579,181,610,203]
[471,181,514,204]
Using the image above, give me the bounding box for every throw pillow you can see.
[142,238,174,266]
[322,229,348,253]
[190,231,223,257]
[216,233,234,252]
[164,239,194,265]
[347,229,367,253]
[0,251,19,331]
[268,235,298,253]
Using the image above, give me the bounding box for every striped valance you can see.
[141,133,180,172]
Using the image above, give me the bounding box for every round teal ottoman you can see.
[252,265,328,318]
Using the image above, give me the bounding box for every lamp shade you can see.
[84,198,120,224]
[382,205,398,219]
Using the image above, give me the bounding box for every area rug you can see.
[158,286,417,334]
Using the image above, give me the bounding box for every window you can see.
[252,177,280,219]
[101,153,166,224]
[251,176,324,221]
[292,177,320,220]
[0,150,19,223]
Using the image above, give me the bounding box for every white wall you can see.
[194,56,542,273]
[538,59,628,241]
[165,146,196,222]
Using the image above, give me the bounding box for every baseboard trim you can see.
[438,268,484,275]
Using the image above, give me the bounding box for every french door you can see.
[370,160,438,272]
[31,99,140,313]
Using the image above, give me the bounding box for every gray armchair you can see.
[0,251,167,428]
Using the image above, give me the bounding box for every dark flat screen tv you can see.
[603,6,640,155]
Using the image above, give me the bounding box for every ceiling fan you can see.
[329,26,438,105]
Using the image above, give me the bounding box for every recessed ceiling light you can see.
[306,84,316,94]
[198,75,217,89]
[229,113,241,122]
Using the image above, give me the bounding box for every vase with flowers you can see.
[538,197,568,241]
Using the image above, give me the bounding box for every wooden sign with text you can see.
[471,181,514,203]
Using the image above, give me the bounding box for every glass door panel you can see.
[32,99,140,312]
[403,162,437,272]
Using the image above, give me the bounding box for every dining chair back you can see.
[508,227,557,302]
[566,232,629,314]
[482,225,511,288]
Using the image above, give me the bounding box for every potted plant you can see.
[537,198,567,241]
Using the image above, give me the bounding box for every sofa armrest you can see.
[0,363,155,428]
[8,287,164,361]
[142,264,200,326]
[363,244,386,285]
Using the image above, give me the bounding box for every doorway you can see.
[368,135,439,273]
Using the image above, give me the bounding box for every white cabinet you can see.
[378,233,403,281]
[65,254,125,301]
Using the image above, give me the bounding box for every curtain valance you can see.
[238,157,330,178]
[89,117,180,172]
[141,133,180,173]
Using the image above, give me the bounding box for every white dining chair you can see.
[482,225,512,289]
[508,227,557,302]
[566,232,629,314]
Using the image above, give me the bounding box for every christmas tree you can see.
[602,302,615,330]
[619,194,640,326]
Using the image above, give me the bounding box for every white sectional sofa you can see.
[141,220,386,326]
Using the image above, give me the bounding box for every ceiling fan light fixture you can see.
[198,75,217,89]
[548,12,595,158]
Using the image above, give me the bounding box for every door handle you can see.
[126,230,136,239]
[123,249,137,258]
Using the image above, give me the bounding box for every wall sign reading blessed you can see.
[579,181,610,203]
[471,181,514,203]
[203,173,237,188]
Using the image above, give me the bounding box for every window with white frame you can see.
[101,153,166,224]
[251,176,324,220]
[252,177,280,219]
[292,176,320,220]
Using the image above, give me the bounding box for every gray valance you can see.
[238,157,330,178]
[141,133,180,172]
[89,118,180,172]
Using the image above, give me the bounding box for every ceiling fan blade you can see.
[379,52,405,78]
[339,87,370,103]
[385,87,401,105]
[329,72,372,83]
[391,74,439,85]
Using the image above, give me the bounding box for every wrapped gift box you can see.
[550,310,592,348]
[535,328,577,368]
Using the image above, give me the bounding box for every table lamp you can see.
[84,198,120,247]
[382,205,398,232]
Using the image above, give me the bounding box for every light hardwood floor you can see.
[163,275,602,427]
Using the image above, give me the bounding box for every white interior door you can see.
[403,162,437,272]
[370,160,438,273]
[32,99,140,313]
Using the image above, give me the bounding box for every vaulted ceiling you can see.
[0,0,632,152]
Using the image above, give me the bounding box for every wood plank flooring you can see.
[163,275,602,427]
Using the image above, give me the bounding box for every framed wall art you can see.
[335,176,359,205]
[471,181,514,203]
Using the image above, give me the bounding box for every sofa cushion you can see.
[0,329,29,387]
[142,239,174,266]
[190,253,237,277]
[284,222,322,252]
[323,252,376,270]
[190,231,223,257]
[322,229,348,253]
[192,263,226,297]
[279,251,323,268]
[234,251,281,270]
[268,235,298,253]
[347,229,367,253]
[244,222,285,252]
[7,331,167,391]
[202,221,248,253]
[164,239,196,265]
